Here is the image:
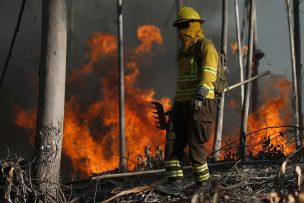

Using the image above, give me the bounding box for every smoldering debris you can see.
[2,148,304,203]
[64,160,304,203]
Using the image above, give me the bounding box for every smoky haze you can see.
[0,0,301,179]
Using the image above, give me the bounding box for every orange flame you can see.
[69,33,117,81]
[15,107,37,143]
[247,79,295,155]
[135,25,163,55]
[219,77,295,159]
[63,25,171,174]
[14,24,296,175]
[15,25,171,175]
[230,41,248,58]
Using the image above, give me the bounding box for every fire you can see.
[15,107,37,143]
[15,25,171,175]
[14,23,296,174]
[135,25,163,55]
[69,33,117,81]
[247,78,295,156]
[219,77,295,160]
[230,41,248,58]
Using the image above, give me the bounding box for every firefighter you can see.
[155,7,218,195]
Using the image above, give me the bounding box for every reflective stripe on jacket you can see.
[175,36,218,102]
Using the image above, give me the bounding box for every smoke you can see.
[0,2,218,149]
[0,0,297,180]
[0,0,41,158]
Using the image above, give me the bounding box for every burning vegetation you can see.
[14,24,299,177]
[3,21,303,203]
[1,0,303,201]
[218,76,297,161]
[15,25,170,176]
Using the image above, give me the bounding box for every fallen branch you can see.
[100,185,152,203]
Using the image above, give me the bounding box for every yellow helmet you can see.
[173,7,205,27]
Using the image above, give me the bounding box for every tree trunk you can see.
[234,0,244,106]
[251,8,258,113]
[35,0,67,199]
[117,0,126,169]
[293,0,303,145]
[239,0,255,160]
[213,0,228,161]
[286,0,302,147]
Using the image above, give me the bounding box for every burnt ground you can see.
[66,160,304,203]
[1,158,304,202]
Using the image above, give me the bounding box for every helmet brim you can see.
[173,19,205,27]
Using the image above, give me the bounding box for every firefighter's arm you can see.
[197,41,218,98]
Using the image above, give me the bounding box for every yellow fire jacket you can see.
[175,36,218,102]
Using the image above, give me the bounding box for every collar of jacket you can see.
[180,33,205,54]
[179,27,204,51]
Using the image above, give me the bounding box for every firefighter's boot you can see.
[154,179,183,196]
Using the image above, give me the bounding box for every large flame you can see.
[14,25,296,175]
[246,78,295,156]
[15,25,170,175]
[221,77,295,159]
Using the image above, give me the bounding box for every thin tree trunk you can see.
[117,0,126,169]
[213,0,228,161]
[234,0,244,106]
[286,0,301,147]
[293,0,303,145]
[251,7,259,113]
[35,0,67,199]
[239,0,255,160]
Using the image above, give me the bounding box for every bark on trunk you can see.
[234,0,244,106]
[213,0,228,161]
[35,0,67,199]
[239,0,255,160]
[286,0,302,147]
[117,0,126,169]
[293,0,303,145]
[251,8,258,113]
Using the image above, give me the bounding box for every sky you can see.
[0,0,303,177]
